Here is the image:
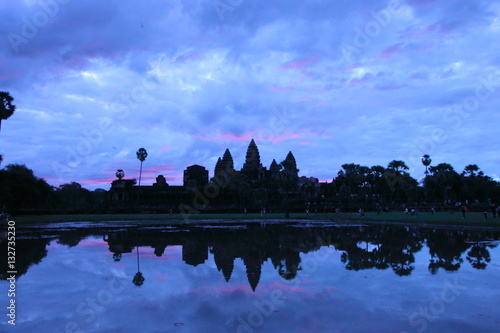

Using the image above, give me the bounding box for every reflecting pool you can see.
[1,221,500,332]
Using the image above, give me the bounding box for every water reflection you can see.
[2,223,499,291]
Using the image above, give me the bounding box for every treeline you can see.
[333,161,499,209]
[0,164,108,213]
[0,160,498,214]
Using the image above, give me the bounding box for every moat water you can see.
[1,221,500,333]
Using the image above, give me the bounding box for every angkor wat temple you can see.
[110,139,329,213]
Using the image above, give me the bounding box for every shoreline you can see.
[8,211,500,230]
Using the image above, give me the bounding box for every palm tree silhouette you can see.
[116,169,125,180]
[0,91,16,132]
[421,154,431,175]
[136,148,148,186]
[132,245,145,287]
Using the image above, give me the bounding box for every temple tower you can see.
[214,148,234,178]
[241,139,265,179]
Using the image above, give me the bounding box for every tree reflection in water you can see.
[2,223,499,291]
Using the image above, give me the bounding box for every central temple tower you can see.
[241,139,266,180]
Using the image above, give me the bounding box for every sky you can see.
[0,0,499,190]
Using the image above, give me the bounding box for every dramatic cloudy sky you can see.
[1,0,499,189]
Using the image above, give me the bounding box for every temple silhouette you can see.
[109,139,324,213]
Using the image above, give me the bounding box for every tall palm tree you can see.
[421,154,431,175]
[132,245,145,287]
[386,160,410,203]
[136,148,148,186]
[0,91,16,132]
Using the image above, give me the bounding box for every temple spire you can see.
[214,148,234,178]
[222,148,234,172]
[241,139,263,179]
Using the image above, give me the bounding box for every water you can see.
[1,221,500,332]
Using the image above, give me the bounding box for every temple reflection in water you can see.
[2,223,499,291]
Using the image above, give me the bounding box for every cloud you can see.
[0,0,498,188]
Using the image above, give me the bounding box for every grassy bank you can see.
[9,211,500,229]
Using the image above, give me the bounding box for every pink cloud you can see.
[211,285,254,294]
[307,101,328,109]
[280,58,317,70]
[194,132,253,144]
[217,132,255,142]
[271,85,289,92]
[264,132,311,144]
[155,273,169,282]
[142,165,177,175]
[400,23,450,41]
[349,79,365,85]
[292,98,309,102]
[267,281,310,295]
[381,45,404,58]
[174,51,203,63]
[0,69,20,81]
[158,145,172,152]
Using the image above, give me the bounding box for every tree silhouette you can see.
[466,243,491,270]
[462,164,480,177]
[116,169,125,180]
[385,160,411,203]
[421,154,431,175]
[368,165,386,199]
[0,164,53,211]
[0,91,16,132]
[459,164,497,202]
[425,163,461,202]
[387,160,409,174]
[133,246,145,287]
[136,148,148,186]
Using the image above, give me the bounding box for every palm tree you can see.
[0,91,16,132]
[136,148,148,186]
[132,245,145,287]
[421,154,431,175]
[426,163,461,202]
[115,169,125,180]
[386,160,411,203]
